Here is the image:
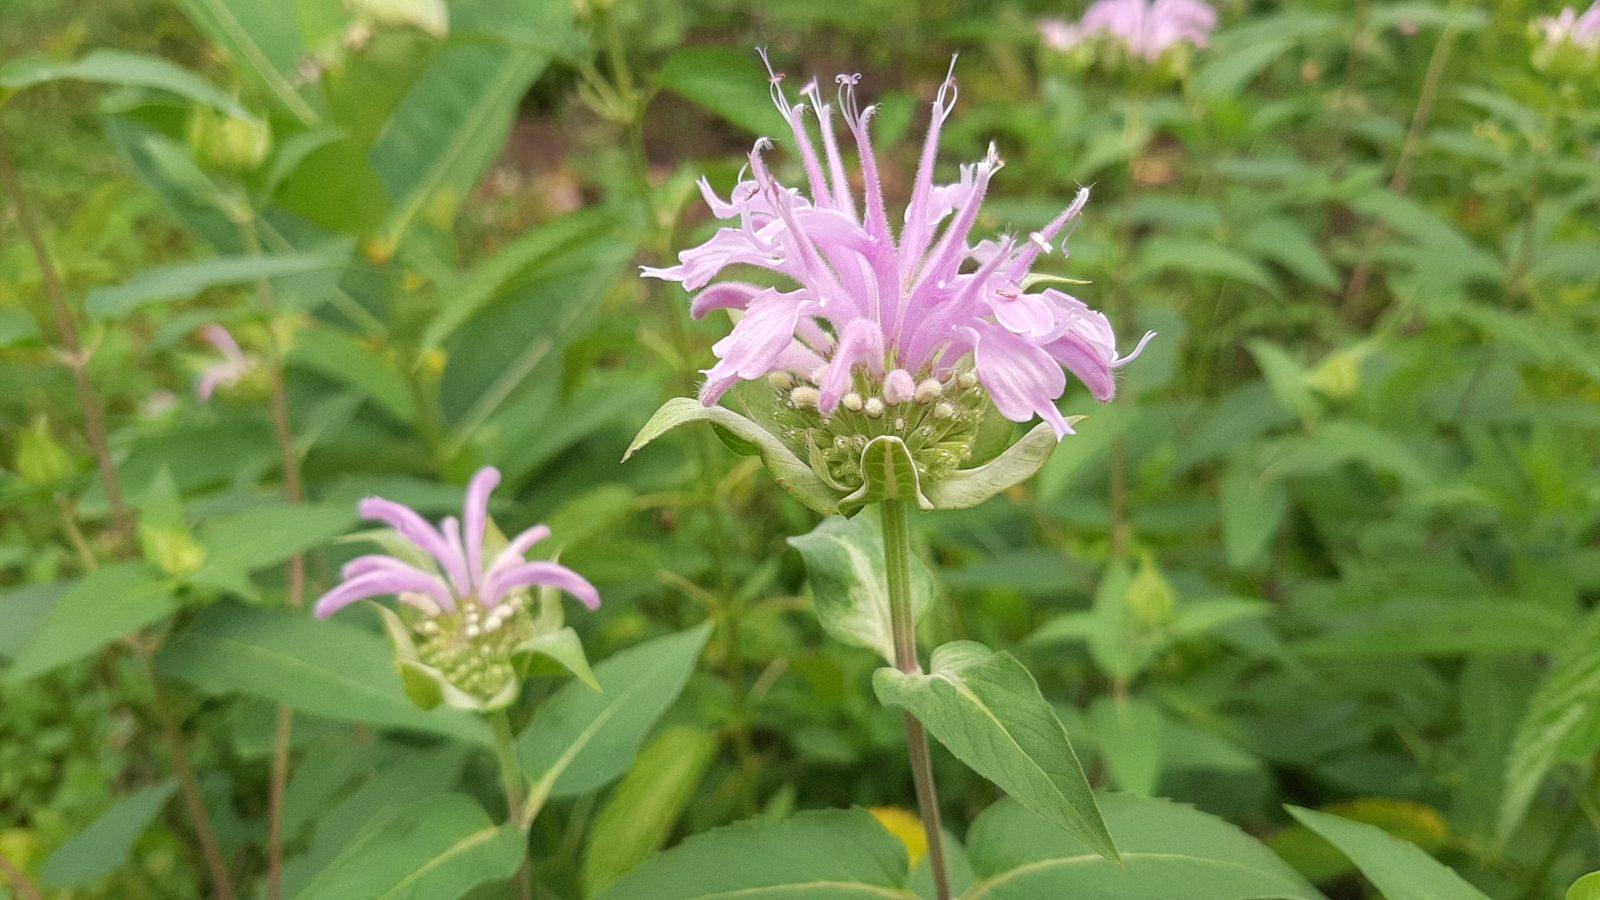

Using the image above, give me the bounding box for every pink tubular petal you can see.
[817,319,885,415]
[883,369,915,404]
[483,562,600,611]
[899,56,959,278]
[440,516,470,597]
[200,324,243,362]
[313,569,453,619]
[358,497,459,580]
[491,524,551,573]
[1045,332,1117,403]
[1008,186,1090,280]
[970,324,1072,438]
[690,283,764,319]
[463,467,500,589]
[802,82,857,220]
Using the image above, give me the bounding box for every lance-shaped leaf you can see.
[788,512,934,662]
[840,435,932,515]
[0,50,251,118]
[39,780,178,888]
[1287,807,1487,900]
[293,793,523,900]
[625,397,843,514]
[597,808,914,899]
[926,421,1071,510]
[873,641,1118,863]
[8,563,178,683]
[583,726,719,896]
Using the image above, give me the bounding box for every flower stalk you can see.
[880,499,951,900]
[492,711,534,900]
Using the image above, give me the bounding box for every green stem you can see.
[1519,757,1600,900]
[491,712,534,900]
[880,500,951,900]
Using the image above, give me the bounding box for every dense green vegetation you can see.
[1,0,1598,897]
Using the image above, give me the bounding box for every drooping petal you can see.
[358,497,461,582]
[313,569,454,619]
[482,561,600,611]
[700,289,806,405]
[816,318,886,415]
[969,324,1073,438]
[462,467,500,588]
[690,282,766,319]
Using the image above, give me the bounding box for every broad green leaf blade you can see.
[192,502,358,594]
[1220,464,1287,567]
[1286,806,1487,900]
[873,641,1117,863]
[583,726,719,897]
[1138,236,1279,294]
[7,563,177,683]
[788,511,935,662]
[0,50,250,118]
[293,793,523,900]
[626,398,843,515]
[655,47,778,136]
[176,0,318,125]
[0,582,68,663]
[965,795,1322,899]
[1292,600,1568,659]
[1570,872,1600,900]
[1498,609,1600,844]
[157,602,492,746]
[86,249,352,319]
[597,808,913,900]
[840,436,931,515]
[514,626,599,692]
[370,42,549,250]
[517,623,711,800]
[927,423,1067,510]
[38,780,178,888]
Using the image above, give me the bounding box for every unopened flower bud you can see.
[914,379,943,404]
[790,386,820,408]
[842,392,864,412]
[883,369,915,405]
[809,366,827,385]
[956,371,978,390]
[933,401,955,420]
[863,397,885,419]
[770,371,797,391]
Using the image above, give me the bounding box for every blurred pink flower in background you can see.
[1039,0,1217,61]
[1536,1,1600,50]
[195,325,249,401]
[643,55,1151,439]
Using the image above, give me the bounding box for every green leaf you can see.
[515,626,599,692]
[1292,600,1569,659]
[583,726,719,897]
[86,249,352,319]
[370,42,549,249]
[38,781,178,888]
[176,0,318,125]
[518,624,712,801]
[294,793,523,900]
[1087,698,1163,796]
[1286,806,1487,900]
[656,47,777,136]
[0,583,66,663]
[288,329,416,423]
[0,50,251,118]
[1498,609,1600,845]
[626,398,843,515]
[7,563,177,682]
[191,502,358,596]
[1220,464,1287,568]
[1138,237,1279,294]
[873,641,1117,863]
[927,422,1068,510]
[157,602,492,746]
[840,436,932,515]
[788,511,935,663]
[1569,872,1600,900]
[964,794,1321,899]
[597,808,913,900]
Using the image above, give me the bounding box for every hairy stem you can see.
[880,500,951,900]
[492,712,534,900]
[0,138,132,542]
[240,220,307,900]
[0,850,41,900]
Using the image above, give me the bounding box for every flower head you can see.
[643,54,1151,449]
[195,324,251,401]
[1040,0,1217,61]
[314,467,599,708]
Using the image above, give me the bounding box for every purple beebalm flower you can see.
[195,324,250,401]
[313,467,599,620]
[1536,1,1600,50]
[643,54,1153,440]
[1042,0,1217,61]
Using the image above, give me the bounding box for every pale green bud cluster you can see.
[771,367,993,492]
[405,595,533,703]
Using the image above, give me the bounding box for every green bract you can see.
[626,395,1078,515]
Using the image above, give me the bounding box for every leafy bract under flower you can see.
[643,54,1152,442]
[313,467,599,708]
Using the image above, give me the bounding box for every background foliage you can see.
[2,0,1598,897]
